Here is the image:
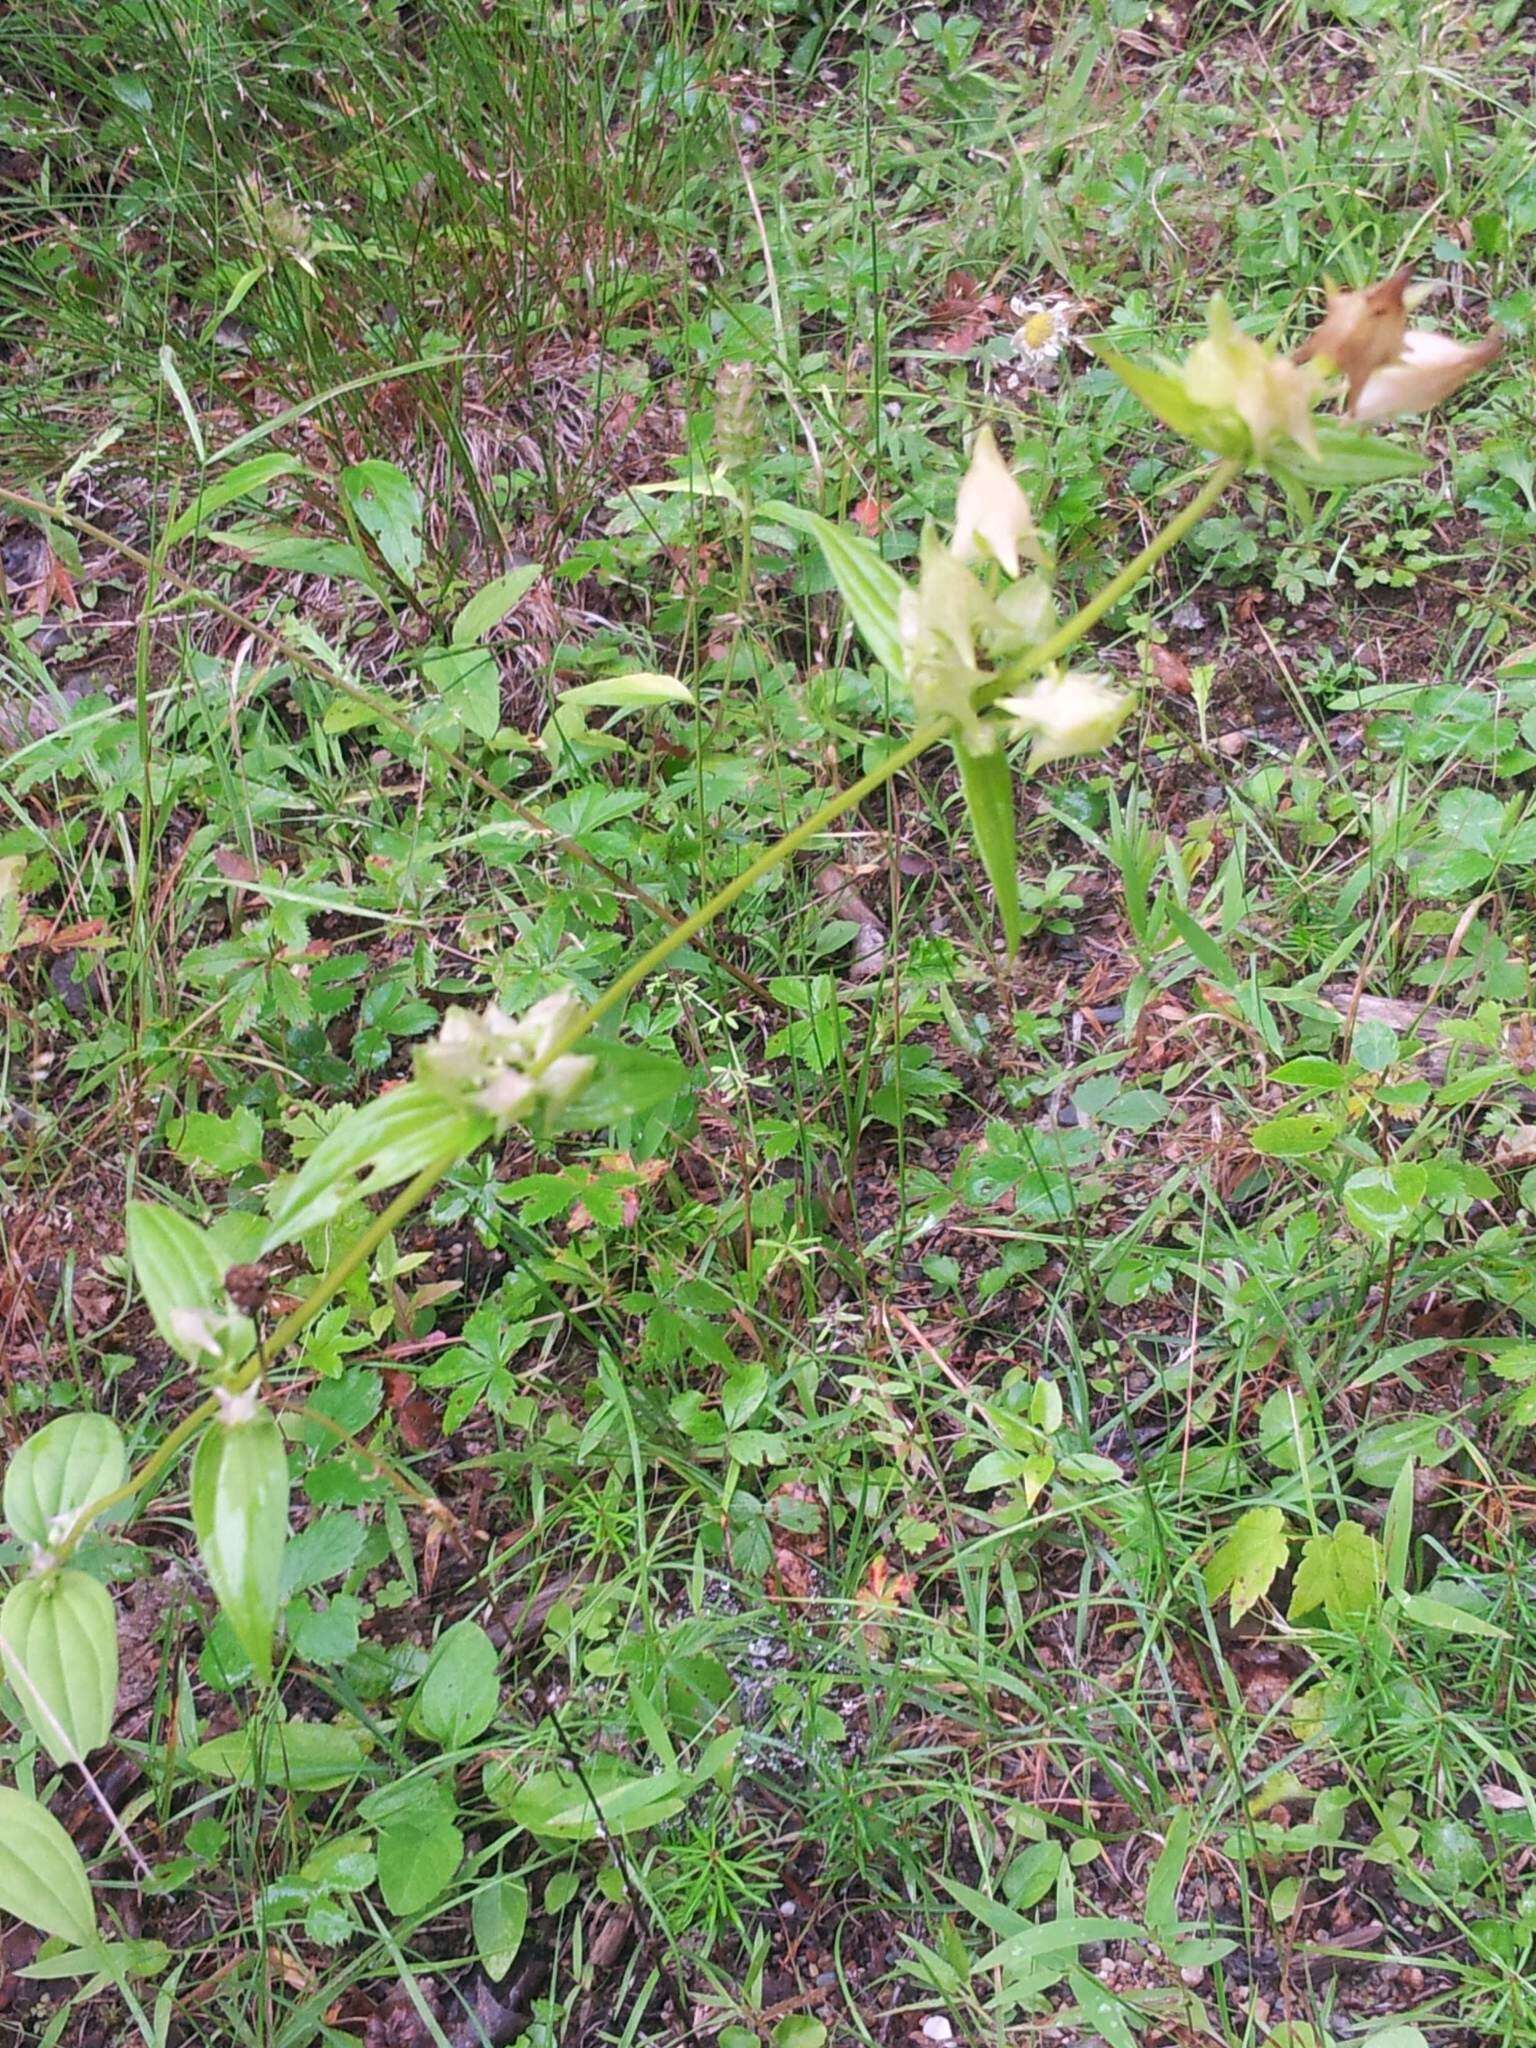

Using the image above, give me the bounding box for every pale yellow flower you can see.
[997,669,1134,770]
[1184,298,1324,460]
[950,425,1042,579]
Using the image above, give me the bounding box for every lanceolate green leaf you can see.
[757,500,906,680]
[162,452,304,548]
[3,1415,128,1548]
[0,1570,118,1764]
[1087,343,1247,459]
[191,1407,290,1685]
[472,1876,528,1982]
[452,563,541,645]
[0,1786,98,1947]
[953,740,1021,955]
[262,1084,493,1252]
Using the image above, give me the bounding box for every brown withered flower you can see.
[1297,266,1502,420]
[1294,267,1413,406]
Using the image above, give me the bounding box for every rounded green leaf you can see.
[0,1785,97,1946]
[1342,1162,1427,1240]
[126,1202,254,1371]
[4,1415,128,1548]
[191,1406,290,1684]
[0,1569,118,1764]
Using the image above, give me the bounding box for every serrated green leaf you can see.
[340,459,422,585]
[191,1408,290,1684]
[452,563,541,645]
[1288,1520,1381,1624]
[954,739,1020,955]
[0,1570,118,1764]
[1203,1506,1289,1623]
[756,499,906,679]
[472,1876,528,1982]
[0,1786,97,1946]
[3,1415,128,1548]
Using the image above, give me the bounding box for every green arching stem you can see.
[50,457,1241,1559]
[549,719,946,1052]
[52,1148,463,1562]
[977,456,1243,709]
[535,456,1244,1071]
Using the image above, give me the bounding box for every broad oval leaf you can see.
[340,459,423,585]
[191,1407,290,1684]
[417,1620,500,1749]
[472,1876,529,1982]
[1354,1414,1457,1489]
[0,1569,118,1763]
[376,1805,463,1915]
[507,1761,692,1842]
[559,673,693,710]
[1250,1112,1340,1159]
[263,1084,493,1252]
[4,1414,128,1548]
[189,1719,369,1791]
[0,1785,97,1946]
[953,740,1021,956]
[756,499,906,680]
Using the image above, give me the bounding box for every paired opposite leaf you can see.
[0,1786,97,1947]
[191,1407,290,1684]
[127,1201,255,1371]
[0,1570,118,1763]
[263,1084,493,1252]
[4,1414,128,1548]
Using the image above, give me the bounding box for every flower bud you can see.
[997,669,1134,770]
[899,527,995,752]
[1293,267,1413,406]
[417,994,595,1130]
[950,425,1043,579]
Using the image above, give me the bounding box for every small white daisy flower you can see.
[1008,298,1073,373]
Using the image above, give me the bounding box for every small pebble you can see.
[921,2020,954,2044]
[1171,599,1206,632]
